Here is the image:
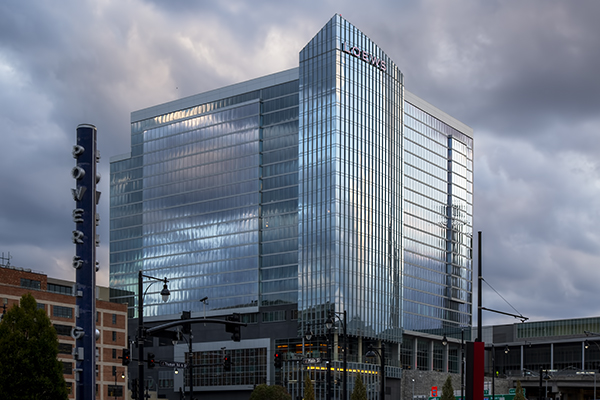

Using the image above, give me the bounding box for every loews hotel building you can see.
[110,14,473,400]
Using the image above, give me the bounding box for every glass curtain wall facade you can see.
[110,80,300,316]
[402,100,474,334]
[298,15,404,342]
[110,13,473,348]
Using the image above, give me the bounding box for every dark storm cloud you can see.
[1,0,599,324]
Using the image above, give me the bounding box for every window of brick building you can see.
[53,305,73,319]
[20,278,41,290]
[54,324,72,336]
[58,343,72,354]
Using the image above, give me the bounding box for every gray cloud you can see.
[1,0,599,325]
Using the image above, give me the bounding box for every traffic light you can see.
[121,348,130,366]
[181,310,191,334]
[131,378,138,398]
[274,352,283,369]
[223,355,231,371]
[225,313,241,342]
[147,352,156,368]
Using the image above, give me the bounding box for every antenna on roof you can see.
[0,252,12,268]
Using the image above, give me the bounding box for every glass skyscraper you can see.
[110,14,473,399]
[298,17,403,343]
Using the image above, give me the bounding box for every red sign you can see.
[432,386,438,397]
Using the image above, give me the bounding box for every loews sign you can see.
[342,42,387,72]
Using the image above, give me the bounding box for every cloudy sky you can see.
[1,0,599,327]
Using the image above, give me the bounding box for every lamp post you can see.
[137,270,170,400]
[412,378,415,400]
[325,322,332,400]
[441,330,465,399]
[304,324,313,400]
[326,310,347,400]
[504,345,510,377]
[366,343,385,400]
[112,367,118,400]
[585,339,600,400]
[175,327,194,400]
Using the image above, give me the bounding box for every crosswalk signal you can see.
[121,348,130,366]
[147,352,156,369]
[223,355,231,372]
[274,352,283,369]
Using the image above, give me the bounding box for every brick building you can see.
[0,264,129,399]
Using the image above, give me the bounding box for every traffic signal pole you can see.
[138,272,144,400]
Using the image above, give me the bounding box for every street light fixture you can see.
[137,270,170,400]
[366,343,385,400]
[305,323,313,341]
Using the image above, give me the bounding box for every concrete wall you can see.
[401,370,512,400]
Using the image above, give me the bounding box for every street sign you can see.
[302,357,322,365]
[432,386,438,397]
[159,360,188,369]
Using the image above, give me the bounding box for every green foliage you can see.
[514,380,526,400]
[249,384,291,400]
[304,372,315,400]
[440,376,455,400]
[351,374,368,400]
[0,293,68,400]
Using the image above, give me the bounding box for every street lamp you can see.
[584,339,600,400]
[174,328,194,400]
[299,324,313,400]
[326,310,348,400]
[366,343,385,400]
[137,270,170,400]
[504,345,510,376]
[441,330,464,400]
[305,323,313,341]
[324,318,332,400]
[112,367,125,400]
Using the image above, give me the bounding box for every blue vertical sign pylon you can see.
[71,124,100,400]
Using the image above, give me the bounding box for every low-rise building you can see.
[0,263,128,399]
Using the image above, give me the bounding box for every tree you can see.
[440,376,455,400]
[351,373,367,400]
[514,380,526,400]
[304,372,315,400]
[0,293,68,400]
[249,384,291,400]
